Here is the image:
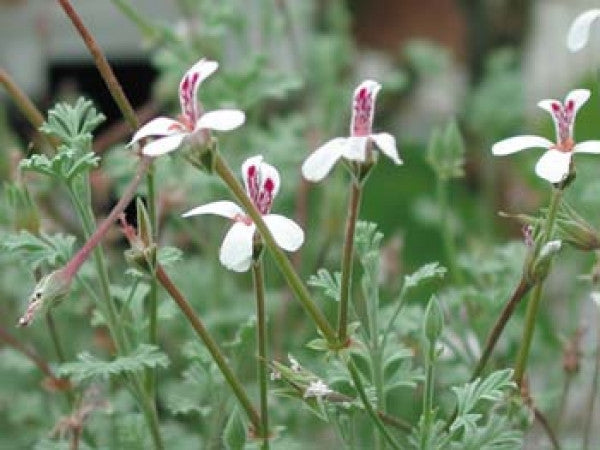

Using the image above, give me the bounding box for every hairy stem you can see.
[338,182,362,344]
[252,259,270,447]
[514,187,563,387]
[436,177,462,284]
[155,265,262,432]
[214,154,337,344]
[583,302,600,450]
[346,359,401,449]
[421,339,436,450]
[0,67,60,149]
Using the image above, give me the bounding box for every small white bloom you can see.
[303,379,332,399]
[590,291,600,309]
[539,240,562,259]
[129,58,245,156]
[183,156,304,272]
[301,80,402,182]
[567,9,600,52]
[288,354,301,372]
[492,89,600,183]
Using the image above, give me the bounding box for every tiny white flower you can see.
[539,240,562,259]
[129,58,245,156]
[567,9,600,52]
[183,155,304,272]
[288,354,301,372]
[303,379,332,399]
[492,89,600,183]
[590,291,600,309]
[301,80,402,182]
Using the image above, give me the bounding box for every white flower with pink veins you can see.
[129,58,245,156]
[183,156,304,272]
[492,89,600,183]
[301,79,402,182]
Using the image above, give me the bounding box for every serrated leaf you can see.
[58,344,169,383]
[404,262,447,290]
[40,97,105,144]
[158,246,183,267]
[1,231,75,270]
[307,268,341,302]
[223,406,246,450]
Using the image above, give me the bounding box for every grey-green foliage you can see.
[308,268,341,302]
[1,230,75,270]
[223,406,246,450]
[20,97,103,187]
[403,262,447,290]
[426,120,465,180]
[57,344,169,383]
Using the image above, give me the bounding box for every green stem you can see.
[436,177,462,284]
[338,182,362,344]
[372,349,385,450]
[420,340,436,450]
[155,265,262,432]
[381,285,409,351]
[145,163,158,399]
[583,301,600,450]
[514,187,563,387]
[45,311,75,405]
[252,258,270,447]
[214,155,337,344]
[57,0,139,131]
[346,359,401,450]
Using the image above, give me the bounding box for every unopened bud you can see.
[527,240,562,283]
[554,201,600,251]
[122,201,157,275]
[18,269,72,327]
[424,296,444,342]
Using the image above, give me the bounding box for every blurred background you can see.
[2,0,600,448]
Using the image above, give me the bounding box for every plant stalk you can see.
[252,259,270,447]
[155,265,262,432]
[420,339,436,450]
[583,301,600,449]
[338,181,362,344]
[514,187,563,387]
[436,177,462,284]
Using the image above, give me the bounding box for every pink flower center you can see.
[550,100,576,152]
[352,87,374,137]
[245,164,275,215]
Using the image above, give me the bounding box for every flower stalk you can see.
[252,256,270,447]
[155,265,262,432]
[338,181,362,344]
[514,187,563,387]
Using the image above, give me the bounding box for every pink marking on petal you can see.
[234,213,253,226]
[551,102,561,112]
[264,178,274,192]
[351,87,375,136]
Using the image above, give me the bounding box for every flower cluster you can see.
[132,58,401,272]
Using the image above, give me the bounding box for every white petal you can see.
[142,133,186,156]
[219,222,255,272]
[182,200,244,220]
[535,150,572,183]
[263,214,304,252]
[129,117,182,145]
[574,140,600,154]
[258,159,281,200]
[185,59,219,85]
[343,136,368,161]
[491,135,552,155]
[301,138,346,182]
[371,132,402,164]
[567,9,600,52]
[537,99,559,115]
[565,89,591,114]
[195,110,245,131]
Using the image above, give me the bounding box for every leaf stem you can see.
[252,258,270,447]
[420,339,436,450]
[583,301,600,450]
[436,177,462,284]
[155,265,262,432]
[214,154,337,344]
[338,182,362,344]
[346,359,401,449]
[514,187,563,387]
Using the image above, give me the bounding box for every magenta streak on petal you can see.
[256,177,274,215]
[551,100,575,147]
[244,164,274,215]
[179,72,200,124]
[351,87,374,137]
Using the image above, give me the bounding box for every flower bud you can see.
[554,201,600,251]
[122,201,157,275]
[424,296,444,342]
[528,240,562,282]
[18,269,72,327]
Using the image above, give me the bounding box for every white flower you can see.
[303,379,332,399]
[288,354,301,372]
[539,240,562,259]
[129,58,245,156]
[491,89,600,183]
[567,9,600,52]
[301,80,402,182]
[182,155,304,272]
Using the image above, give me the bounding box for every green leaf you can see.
[39,97,105,145]
[58,344,169,383]
[404,262,447,290]
[223,406,246,450]
[426,120,465,180]
[450,369,515,433]
[20,150,100,183]
[1,231,75,270]
[157,246,183,266]
[307,268,341,302]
